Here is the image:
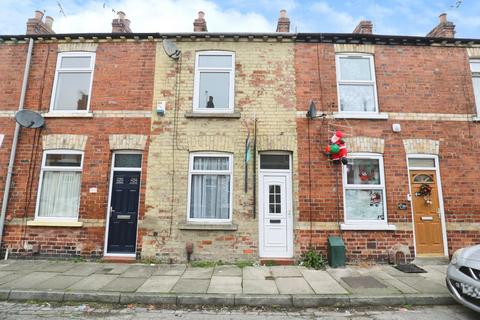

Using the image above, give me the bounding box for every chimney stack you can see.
[112,11,132,33]
[276,10,290,32]
[353,20,373,34]
[426,13,455,38]
[26,10,55,35]
[193,11,208,32]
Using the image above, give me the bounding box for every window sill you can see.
[26,220,84,227]
[472,116,480,122]
[43,112,93,118]
[333,112,389,120]
[184,111,241,119]
[340,223,397,231]
[178,223,238,231]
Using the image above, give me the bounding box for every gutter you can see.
[0,37,34,249]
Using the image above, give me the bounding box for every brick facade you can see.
[142,38,297,263]
[295,42,480,262]
[0,40,155,258]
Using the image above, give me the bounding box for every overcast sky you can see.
[1,0,479,38]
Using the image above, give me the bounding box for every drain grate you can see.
[394,264,427,273]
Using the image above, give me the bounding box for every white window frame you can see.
[335,53,379,116]
[34,149,84,222]
[49,51,96,113]
[193,51,235,113]
[187,152,233,224]
[341,153,395,230]
[470,59,480,115]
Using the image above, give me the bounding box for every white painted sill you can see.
[184,111,241,119]
[333,112,389,120]
[26,220,84,227]
[43,112,93,118]
[340,223,397,231]
[472,116,480,122]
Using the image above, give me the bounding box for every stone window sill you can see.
[340,223,396,231]
[43,112,93,118]
[26,220,84,228]
[333,112,389,120]
[184,111,241,119]
[178,223,238,231]
[472,116,480,122]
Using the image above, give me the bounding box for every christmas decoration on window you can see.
[415,183,433,205]
[324,130,348,165]
[370,191,381,207]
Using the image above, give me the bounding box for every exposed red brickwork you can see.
[1,41,155,258]
[295,43,480,261]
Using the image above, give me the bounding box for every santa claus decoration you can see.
[324,130,348,165]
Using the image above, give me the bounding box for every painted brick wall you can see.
[1,40,155,258]
[295,43,480,262]
[143,39,297,262]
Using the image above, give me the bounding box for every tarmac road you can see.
[0,302,477,319]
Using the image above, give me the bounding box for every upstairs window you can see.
[193,51,235,113]
[336,54,378,113]
[36,151,83,220]
[470,60,480,114]
[50,52,95,112]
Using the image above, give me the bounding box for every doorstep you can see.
[259,258,295,266]
[102,256,136,263]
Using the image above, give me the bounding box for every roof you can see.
[1,32,480,46]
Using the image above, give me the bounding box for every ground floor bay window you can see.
[341,153,395,230]
[35,150,83,221]
[187,153,233,223]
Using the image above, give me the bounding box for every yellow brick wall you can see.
[142,39,297,262]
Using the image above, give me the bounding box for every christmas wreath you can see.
[416,183,432,197]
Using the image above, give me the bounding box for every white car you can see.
[446,244,480,313]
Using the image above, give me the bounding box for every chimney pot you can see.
[27,9,54,35]
[45,16,54,28]
[34,10,44,20]
[439,13,447,23]
[427,12,455,38]
[112,10,132,33]
[193,11,208,32]
[117,11,126,20]
[276,9,290,33]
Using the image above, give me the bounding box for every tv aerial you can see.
[162,39,181,59]
[15,110,45,128]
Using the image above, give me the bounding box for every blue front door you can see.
[107,171,140,254]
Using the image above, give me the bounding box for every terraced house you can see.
[0,10,479,264]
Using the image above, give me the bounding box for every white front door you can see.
[259,173,293,258]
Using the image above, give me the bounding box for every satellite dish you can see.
[163,39,181,59]
[306,101,317,119]
[15,110,45,128]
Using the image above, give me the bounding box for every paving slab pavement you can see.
[0,259,454,307]
[137,276,180,293]
[208,276,242,294]
[67,274,118,291]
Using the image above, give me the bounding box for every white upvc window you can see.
[193,51,235,113]
[470,59,480,114]
[35,150,83,221]
[336,54,379,114]
[187,153,233,223]
[342,153,390,229]
[50,52,95,112]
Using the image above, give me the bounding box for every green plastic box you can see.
[328,236,346,268]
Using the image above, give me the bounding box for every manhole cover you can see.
[341,276,387,289]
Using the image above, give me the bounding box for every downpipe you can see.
[0,38,34,251]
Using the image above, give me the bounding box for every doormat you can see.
[394,264,427,273]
